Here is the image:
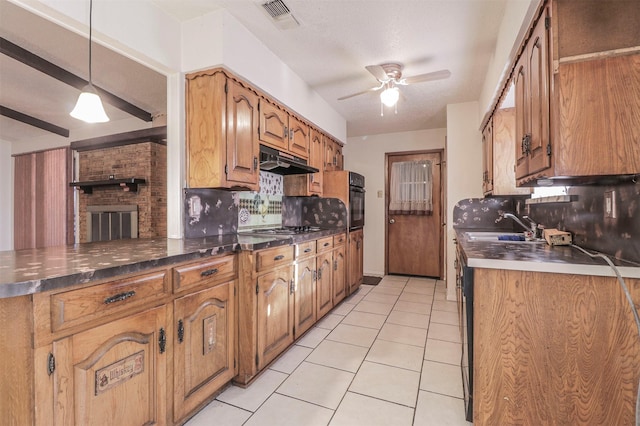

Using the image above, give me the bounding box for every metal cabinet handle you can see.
[158,328,166,354]
[304,248,312,253]
[104,290,136,305]
[284,126,288,139]
[177,320,184,343]
[323,242,330,247]
[254,156,258,171]
[201,268,218,277]
[274,254,285,261]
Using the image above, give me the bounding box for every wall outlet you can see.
[604,190,617,219]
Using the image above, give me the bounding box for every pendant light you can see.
[70,0,109,123]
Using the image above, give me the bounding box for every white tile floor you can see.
[185,276,472,426]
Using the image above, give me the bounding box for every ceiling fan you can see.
[338,63,451,112]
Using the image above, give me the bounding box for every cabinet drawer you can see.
[173,254,237,293]
[333,233,347,246]
[256,246,293,273]
[50,269,169,333]
[317,236,334,253]
[295,241,316,260]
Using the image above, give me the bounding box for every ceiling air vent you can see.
[260,0,299,29]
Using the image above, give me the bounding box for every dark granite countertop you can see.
[0,229,346,298]
[455,228,640,279]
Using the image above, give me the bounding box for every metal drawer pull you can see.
[323,242,330,247]
[104,290,136,305]
[274,255,285,261]
[201,268,219,277]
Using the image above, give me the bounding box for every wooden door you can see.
[256,267,294,370]
[52,306,167,425]
[348,229,363,294]
[287,116,309,159]
[316,251,333,318]
[14,147,72,249]
[173,281,235,422]
[258,99,288,151]
[226,79,259,188]
[386,151,443,278]
[332,245,347,304]
[514,54,529,180]
[526,9,551,176]
[481,119,493,194]
[294,257,316,338]
[308,130,324,194]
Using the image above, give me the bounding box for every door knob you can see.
[389,218,395,224]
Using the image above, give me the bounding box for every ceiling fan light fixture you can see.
[380,86,399,107]
[70,0,109,123]
[70,84,109,123]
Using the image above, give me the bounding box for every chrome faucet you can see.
[503,213,540,238]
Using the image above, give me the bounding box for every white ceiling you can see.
[0,0,509,144]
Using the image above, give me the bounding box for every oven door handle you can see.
[350,187,366,193]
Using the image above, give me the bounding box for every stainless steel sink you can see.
[464,231,543,243]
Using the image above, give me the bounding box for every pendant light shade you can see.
[380,85,399,107]
[70,84,109,123]
[70,0,109,123]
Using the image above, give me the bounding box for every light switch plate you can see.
[604,190,617,219]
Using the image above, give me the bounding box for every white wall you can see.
[0,141,13,251]
[445,102,483,300]
[344,129,447,277]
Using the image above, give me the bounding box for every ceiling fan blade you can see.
[337,85,382,101]
[365,65,389,82]
[402,69,451,85]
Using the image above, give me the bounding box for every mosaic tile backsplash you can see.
[454,181,640,263]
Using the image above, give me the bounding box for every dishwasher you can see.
[456,245,474,422]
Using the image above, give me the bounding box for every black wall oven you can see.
[348,172,365,230]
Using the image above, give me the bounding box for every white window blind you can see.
[389,160,433,215]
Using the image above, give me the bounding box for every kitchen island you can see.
[0,229,346,426]
[455,229,640,425]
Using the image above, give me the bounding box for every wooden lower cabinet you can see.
[474,268,640,424]
[256,267,295,370]
[41,305,168,426]
[332,243,347,305]
[348,229,364,294]
[294,256,317,338]
[316,251,333,318]
[172,279,236,423]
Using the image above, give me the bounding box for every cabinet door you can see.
[288,116,309,159]
[324,138,336,172]
[51,306,167,426]
[526,11,551,176]
[335,143,344,171]
[257,266,294,369]
[348,230,364,294]
[514,54,529,180]
[173,280,235,422]
[226,80,259,188]
[259,99,288,151]
[294,258,316,338]
[308,130,324,194]
[332,245,347,305]
[481,120,493,194]
[316,251,333,319]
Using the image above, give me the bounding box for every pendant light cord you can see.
[89,0,93,84]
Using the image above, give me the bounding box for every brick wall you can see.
[78,142,167,242]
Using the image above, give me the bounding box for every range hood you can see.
[259,145,318,175]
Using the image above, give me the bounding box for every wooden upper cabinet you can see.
[324,137,336,172]
[491,109,531,196]
[481,119,493,195]
[186,70,259,191]
[335,143,344,171]
[259,99,288,151]
[288,115,310,159]
[308,129,324,194]
[508,0,640,185]
[226,80,260,188]
[514,9,551,181]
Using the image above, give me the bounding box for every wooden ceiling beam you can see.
[0,37,153,122]
[0,105,70,137]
